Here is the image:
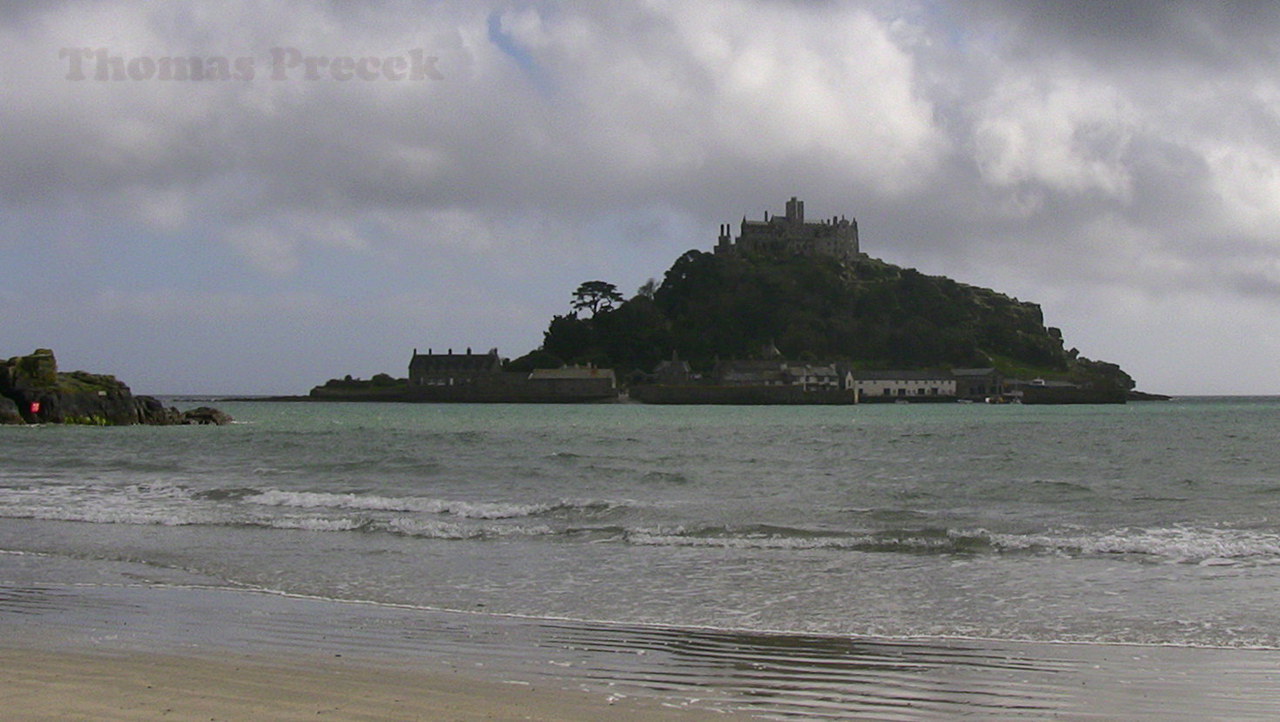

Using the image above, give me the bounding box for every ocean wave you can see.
[256,515,557,540]
[243,489,616,520]
[0,481,621,540]
[263,517,372,532]
[987,527,1280,564]
[624,525,993,552]
[0,507,209,527]
[192,486,262,501]
[622,524,1280,562]
[0,480,223,528]
[385,517,555,539]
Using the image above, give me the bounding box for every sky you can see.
[4,1,1280,395]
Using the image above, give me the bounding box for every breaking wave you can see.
[243,489,616,519]
[623,524,1280,564]
[0,482,619,540]
[4,482,1280,563]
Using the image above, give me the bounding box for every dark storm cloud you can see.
[953,0,1280,68]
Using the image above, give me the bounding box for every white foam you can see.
[624,526,890,551]
[621,524,1280,563]
[0,482,210,527]
[268,517,369,532]
[987,526,1280,563]
[386,517,555,540]
[244,489,607,520]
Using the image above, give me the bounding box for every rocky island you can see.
[312,197,1153,404]
[0,349,232,425]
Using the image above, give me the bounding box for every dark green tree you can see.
[571,281,624,316]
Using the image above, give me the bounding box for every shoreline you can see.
[5,579,1280,719]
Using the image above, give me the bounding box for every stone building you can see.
[403,348,618,402]
[713,359,790,386]
[851,370,957,401]
[715,196,859,261]
[785,364,841,390]
[951,368,1004,400]
[653,353,694,385]
[408,347,502,386]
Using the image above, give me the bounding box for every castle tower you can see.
[785,196,804,224]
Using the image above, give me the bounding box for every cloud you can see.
[4,1,1280,392]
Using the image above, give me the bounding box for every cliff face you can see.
[0,349,226,425]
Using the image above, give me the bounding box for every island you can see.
[311,197,1156,404]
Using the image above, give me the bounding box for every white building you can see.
[849,370,956,402]
[785,364,841,390]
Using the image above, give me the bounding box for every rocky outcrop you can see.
[0,395,22,424]
[0,349,231,426]
[182,406,233,425]
[133,394,185,425]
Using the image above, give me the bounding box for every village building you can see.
[708,343,840,391]
[404,347,618,402]
[951,368,1004,400]
[785,363,841,390]
[851,370,957,401]
[408,347,502,386]
[715,196,860,262]
[652,354,695,385]
[714,359,790,386]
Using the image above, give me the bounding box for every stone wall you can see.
[630,385,854,405]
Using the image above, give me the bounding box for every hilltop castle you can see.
[715,197,859,261]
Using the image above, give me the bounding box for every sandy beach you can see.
[4,575,1280,720]
[0,647,739,721]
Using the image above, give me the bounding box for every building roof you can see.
[786,364,839,377]
[409,348,501,374]
[653,359,692,373]
[853,370,955,381]
[951,367,999,377]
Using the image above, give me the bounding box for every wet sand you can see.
[3,580,1280,719]
[0,648,733,721]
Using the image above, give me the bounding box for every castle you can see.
[715,197,859,261]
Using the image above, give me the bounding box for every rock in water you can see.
[182,407,233,425]
[0,349,230,426]
[0,396,22,425]
[133,395,184,425]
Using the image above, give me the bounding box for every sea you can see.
[5,397,1280,717]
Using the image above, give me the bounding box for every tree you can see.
[571,280,624,316]
[542,314,596,363]
[504,350,565,372]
